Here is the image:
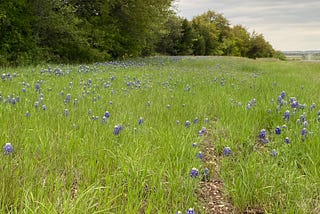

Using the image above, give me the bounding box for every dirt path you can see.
[198,137,235,213]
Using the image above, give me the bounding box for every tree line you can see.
[0,1,283,66]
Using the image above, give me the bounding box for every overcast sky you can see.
[173,0,320,51]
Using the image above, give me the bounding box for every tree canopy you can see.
[0,2,279,66]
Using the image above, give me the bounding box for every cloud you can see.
[174,0,320,50]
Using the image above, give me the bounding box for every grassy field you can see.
[1,56,320,213]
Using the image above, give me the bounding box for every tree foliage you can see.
[0,5,279,66]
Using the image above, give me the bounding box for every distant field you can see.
[1,57,320,213]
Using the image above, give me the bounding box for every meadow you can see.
[1,56,320,213]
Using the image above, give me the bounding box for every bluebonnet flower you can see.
[192,143,198,147]
[11,98,16,105]
[22,88,26,93]
[4,143,13,155]
[280,91,286,99]
[223,147,232,156]
[202,167,210,181]
[277,95,283,105]
[190,168,199,178]
[138,117,144,125]
[259,129,267,139]
[310,103,316,111]
[252,98,257,106]
[282,124,287,129]
[87,79,92,85]
[318,115,320,122]
[204,118,209,123]
[104,111,110,118]
[318,110,320,116]
[1,73,6,80]
[193,117,198,124]
[246,102,251,110]
[176,211,182,214]
[275,126,281,135]
[74,99,78,106]
[301,128,307,136]
[303,121,308,128]
[113,125,122,135]
[65,94,71,103]
[291,101,298,108]
[25,111,30,117]
[271,149,277,157]
[300,113,306,122]
[42,105,46,110]
[187,208,196,214]
[197,151,203,160]
[185,120,191,128]
[102,116,107,124]
[64,109,69,117]
[263,138,270,144]
[109,101,113,105]
[198,127,207,136]
[35,82,40,92]
[34,101,39,108]
[285,137,290,144]
[284,110,290,121]
[176,120,180,125]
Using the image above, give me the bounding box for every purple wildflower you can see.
[138,117,144,125]
[185,120,191,128]
[187,208,196,214]
[275,126,281,135]
[193,117,198,124]
[291,101,298,108]
[25,111,30,117]
[301,128,307,136]
[102,116,107,124]
[259,129,267,139]
[192,143,198,147]
[284,110,290,121]
[271,149,277,157]
[104,111,110,118]
[42,105,46,110]
[65,94,71,103]
[285,137,290,144]
[35,82,40,92]
[64,109,69,117]
[223,147,232,156]
[198,127,207,136]
[190,168,199,178]
[280,91,286,99]
[4,143,13,155]
[113,125,122,135]
[303,121,308,128]
[204,118,209,123]
[197,151,203,160]
[263,138,270,144]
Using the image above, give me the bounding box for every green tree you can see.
[231,25,251,57]
[247,32,275,58]
[0,0,37,65]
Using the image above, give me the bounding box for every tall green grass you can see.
[1,57,320,213]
